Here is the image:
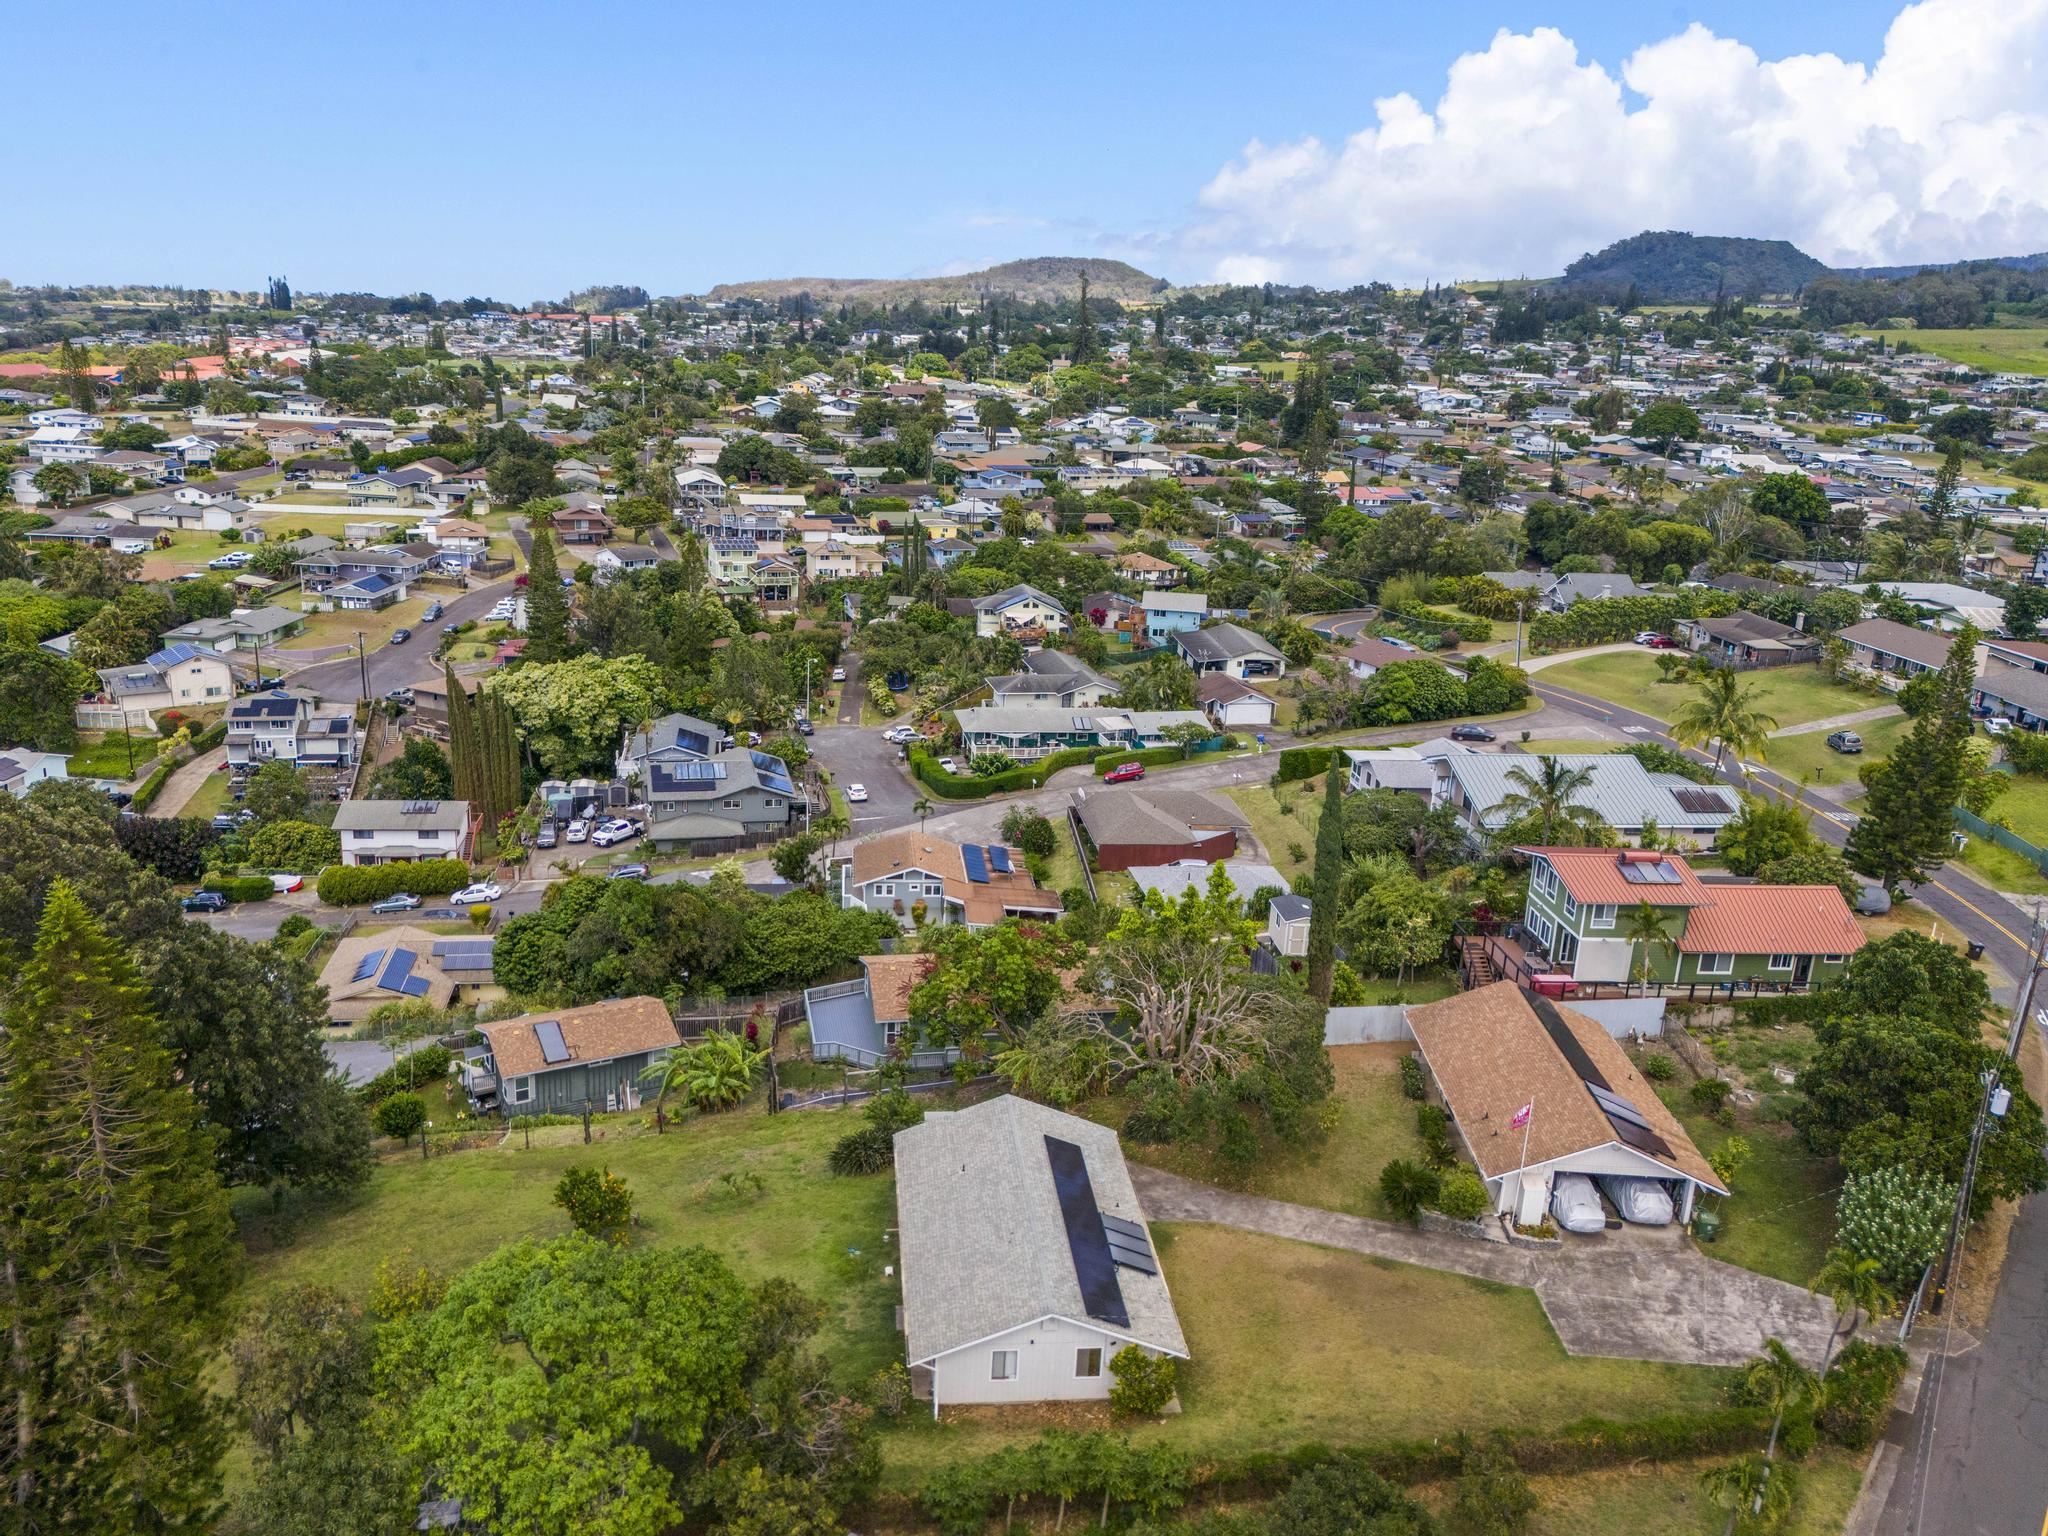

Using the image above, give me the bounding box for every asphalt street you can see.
[283,577,521,704]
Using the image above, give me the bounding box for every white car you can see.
[591,820,641,848]
[1596,1175,1675,1226]
[938,756,961,775]
[565,819,589,843]
[1986,717,2014,736]
[451,882,503,904]
[831,667,847,682]
[1633,630,1662,645]
[1549,1173,1606,1235]
[846,784,868,803]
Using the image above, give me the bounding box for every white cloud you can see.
[1171,0,2048,285]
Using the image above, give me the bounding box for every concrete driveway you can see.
[1134,1166,1838,1369]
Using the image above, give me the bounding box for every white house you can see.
[973,583,1071,638]
[894,1095,1187,1411]
[88,643,237,729]
[0,750,70,797]
[1265,893,1311,957]
[26,426,99,464]
[332,799,474,865]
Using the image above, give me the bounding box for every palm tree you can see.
[640,1031,767,1117]
[1492,756,1604,844]
[1810,1247,1894,1371]
[912,796,933,830]
[1671,666,1778,770]
[1699,1453,1794,1533]
[1619,899,1670,988]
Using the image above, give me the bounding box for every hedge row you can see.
[131,758,178,812]
[910,744,1106,800]
[316,858,473,905]
[1092,743,1218,776]
[355,1044,453,1103]
[1406,604,1494,643]
[1273,746,1338,784]
[201,875,275,903]
[191,720,229,753]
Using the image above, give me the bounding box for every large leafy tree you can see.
[486,653,666,778]
[1846,625,1979,893]
[0,644,92,749]
[0,880,238,1528]
[909,922,1065,1057]
[1105,652,1196,711]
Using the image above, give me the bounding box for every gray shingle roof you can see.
[894,1096,1187,1365]
[1175,622,1281,663]
[1442,752,1737,832]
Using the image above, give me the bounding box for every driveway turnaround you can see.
[1132,1166,1838,1369]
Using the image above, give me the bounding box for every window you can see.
[1075,1348,1103,1378]
[1561,889,1579,921]
[991,1351,1019,1381]
[1767,953,1795,971]
[1821,954,1845,965]
[1696,953,1734,977]
[1527,911,1554,948]
[418,829,440,841]
[1532,861,1557,899]
[509,1076,534,1105]
[352,829,374,840]
[1588,904,1616,930]
[876,884,893,897]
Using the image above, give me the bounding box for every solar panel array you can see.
[749,751,795,795]
[961,844,989,884]
[1044,1136,1130,1327]
[400,800,441,815]
[1618,857,1684,885]
[1100,1213,1159,1275]
[1671,787,1732,815]
[667,761,728,782]
[1587,1081,1674,1157]
[351,947,388,982]
[534,1020,570,1065]
[674,727,712,756]
[432,939,496,974]
[376,948,432,998]
[989,845,1013,874]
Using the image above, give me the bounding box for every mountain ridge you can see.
[706,256,1168,307]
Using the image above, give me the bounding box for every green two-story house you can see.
[1517,846,1865,989]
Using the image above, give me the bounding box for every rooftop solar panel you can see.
[668,761,728,781]
[1618,858,1685,884]
[1045,1136,1129,1328]
[1670,787,1732,816]
[351,947,388,983]
[376,949,418,993]
[674,728,711,756]
[989,845,1012,873]
[534,1020,570,1065]
[1101,1213,1160,1275]
[962,844,989,884]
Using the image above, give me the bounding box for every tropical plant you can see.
[1670,665,1778,769]
[1491,756,1604,843]
[1379,1158,1442,1222]
[1106,1346,1177,1416]
[371,1091,428,1146]
[1833,1166,1953,1291]
[1619,898,1671,985]
[552,1164,634,1239]
[1698,1453,1796,1532]
[639,1029,767,1114]
[1811,1247,1896,1369]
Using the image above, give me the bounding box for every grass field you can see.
[1763,713,1908,789]
[1224,772,1323,882]
[1512,737,1620,757]
[1875,325,2048,377]
[178,770,231,821]
[1429,1448,1865,1536]
[881,1223,1733,1482]
[1539,655,1879,733]
[1955,773,2048,893]
[293,595,432,651]
[67,731,162,780]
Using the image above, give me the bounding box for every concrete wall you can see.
[1567,996,1667,1038]
[1323,1005,1413,1045]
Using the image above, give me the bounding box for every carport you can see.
[1406,982,1727,1230]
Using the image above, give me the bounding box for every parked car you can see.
[831,666,847,682]
[591,820,641,848]
[441,622,460,635]
[451,882,503,904]
[1449,724,1496,742]
[369,893,422,914]
[1632,631,1676,648]
[1825,730,1864,753]
[608,862,651,881]
[181,891,229,913]
[938,756,962,775]
[565,819,590,843]
[207,552,250,570]
[1985,717,2014,736]
[422,602,443,622]
[1103,761,1147,784]
[385,687,415,706]
[796,718,814,735]
[209,814,237,832]
[535,821,558,849]
[1549,1173,1606,1235]
[1596,1175,1675,1226]
[846,783,869,803]
[1632,631,1662,645]
[389,627,412,645]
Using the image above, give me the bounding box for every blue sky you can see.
[12,1,1989,298]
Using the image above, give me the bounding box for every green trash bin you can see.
[1693,1207,1723,1243]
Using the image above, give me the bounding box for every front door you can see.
[1553,930,1579,968]
[1793,955,1813,986]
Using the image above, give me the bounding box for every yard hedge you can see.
[910,744,1106,800]
[1274,746,1338,784]
[200,875,275,903]
[1528,591,1738,653]
[316,858,473,905]
[355,1044,454,1103]
[131,758,177,812]
[1093,743,1218,776]
[191,720,229,752]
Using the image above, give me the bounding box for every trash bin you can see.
[1967,941,1986,961]
[1693,1208,1722,1243]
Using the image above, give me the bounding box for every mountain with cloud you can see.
[708,257,1166,307]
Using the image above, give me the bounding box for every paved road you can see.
[1306,609,1379,643]
[149,744,228,818]
[835,654,863,724]
[809,718,916,830]
[283,578,519,703]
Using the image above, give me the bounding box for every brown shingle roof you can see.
[1406,982,1723,1192]
[862,954,935,1022]
[480,996,679,1079]
[848,829,1061,925]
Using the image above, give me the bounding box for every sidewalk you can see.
[149,745,228,818]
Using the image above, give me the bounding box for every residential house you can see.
[1672,611,1822,667]
[549,504,616,545]
[26,425,99,463]
[1983,638,2048,676]
[803,954,957,1069]
[0,750,69,797]
[318,928,500,1025]
[1338,636,1431,681]
[1138,590,1209,643]
[1073,787,1247,871]
[837,828,1061,929]
[974,583,1071,638]
[953,704,1212,762]
[986,651,1117,710]
[591,544,662,580]
[295,546,427,604]
[804,539,883,584]
[332,799,474,865]
[1517,845,1863,988]
[672,466,729,510]
[894,1094,1187,1410]
[1972,666,2048,731]
[162,606,305,654]
[1837,617,1955,684]
[642,749,800,851]
[225,688,359,773]
[1406,982,1727,1226]
[1265,893,1312,958]
[617,710,731,777]
[1174,622,1286,681]
[1856,581,2005,633]
[1196,672,1276,731]
[750,554,800,608]
[1344,744,1447,798]
[345,467,435,507]
[86,643,236,729]
[1115,551,1183,588]
[1539,573,1651,612]
[475,997,680,1118]
[1420,746,1739,844]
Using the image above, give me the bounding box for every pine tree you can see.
[522,527,571,664]
[474,687,526,826]
[1305,764,1347,1004]
[1072,273,1094,364]
[1846,623,1980,893]
[0,880,237,1528]
[445,661,482,807]
[1927,441,1963,528]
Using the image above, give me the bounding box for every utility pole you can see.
[354,632,370,704]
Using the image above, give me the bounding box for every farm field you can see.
[1867,325,2048,376]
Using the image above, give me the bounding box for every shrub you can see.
[1093,744,1203,776]
[828,1125,894,1175]
[864,1088,925,1137]
[969,752,1016,778]
[371,1091,427,1146]
[1836,1165,1955,1290]
[1432,1168,1490,1222]
[1622,741,1718,784]
[1399,1053,1426,1100]
[1454,1432,1537,1535]
[1818,1341,1908,1450]
[131,758,177,811]
[201,875,276,903]
[246,818,341,873]
[553,1165,634,1240]
[1001,807,1058,858]
[354,1044,453,1104]
[316,857,473,905]
[274,912,314,942]
[1379,1158,1441,1223]
[1416,1103,1457,1168]
[1689,1077,1733,1115]
[1108,1345,1178,1416]
[1275,745,1338,784]
[911,744,1106,800]
[1639,1052,1676,1081]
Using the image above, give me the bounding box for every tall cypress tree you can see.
[1305,763,1347,1004]
[0,880,237,1528]
[1846,623,1979,894]
[1072,272,1093,364]
[522,527,571,665]
[445,661,481,807]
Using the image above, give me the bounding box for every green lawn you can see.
[1956,774,2048,894]
[293,595,432,651]
[1512,737,1620,757]
[1956,835,2048,896]
[1224,772,1324,882]
[1862,324,2048,376]
[1039,812,1088,897]
[1457,1448,1865,1536]
[881,1223,1733,1484]
[237,1103,901,1383]
[1087,1042,1437,1222]
[1539,655,1882,732]
[67,732,162,780]
[178,770,231,821]
[1762,714,1908,789]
